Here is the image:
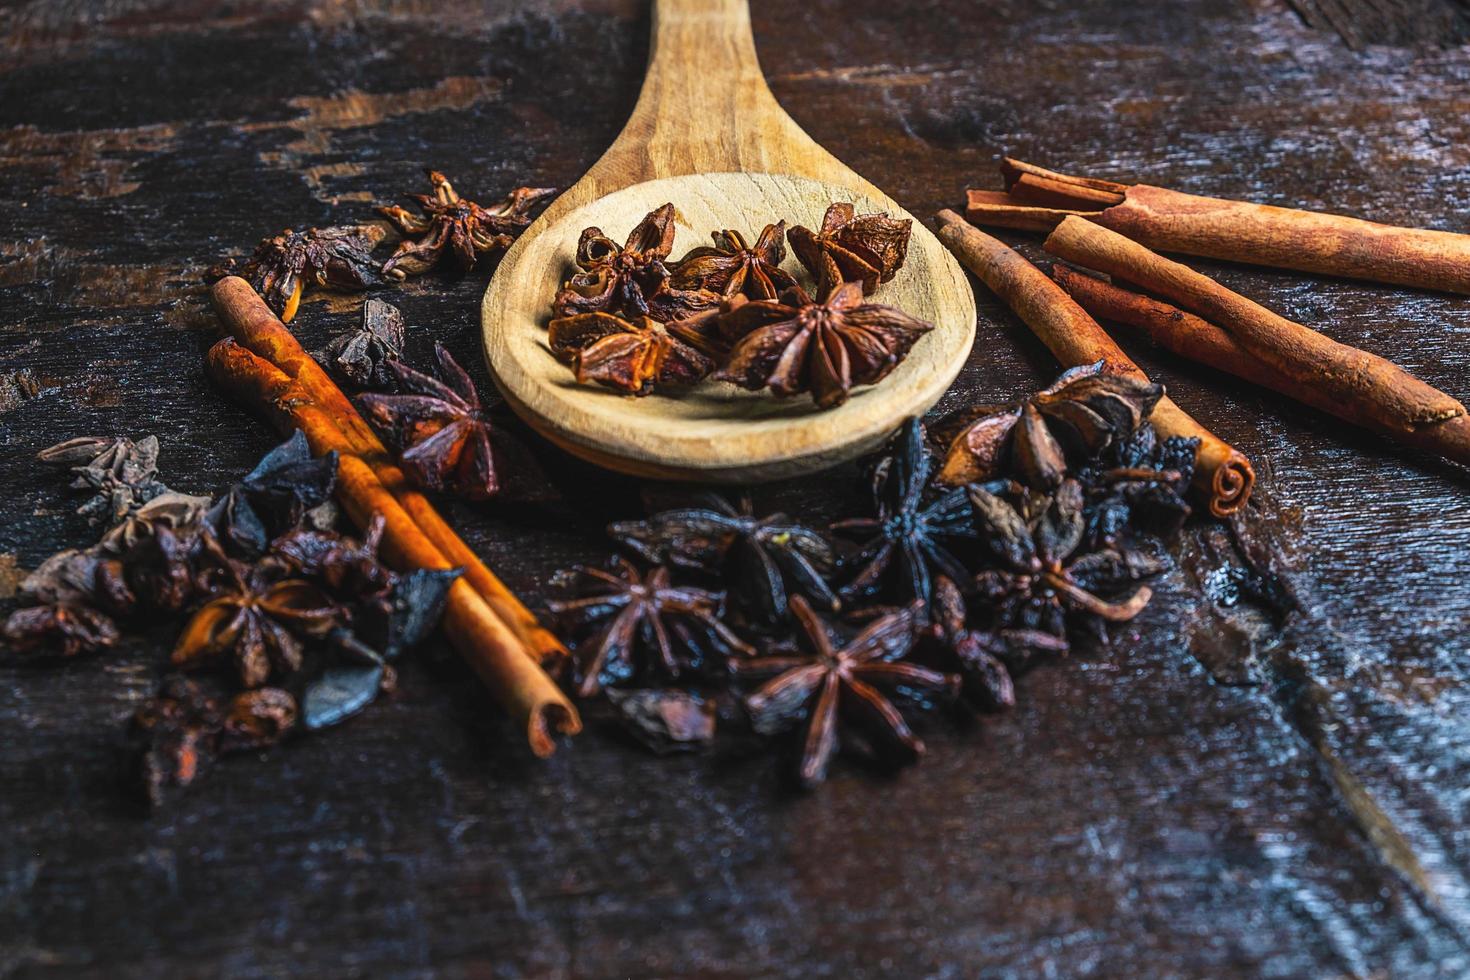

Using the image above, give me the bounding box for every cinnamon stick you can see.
[210,276,566,666]
[967,157,1470,294]
[205,338,580,757]
[1051,266,1470,467]
[934,210,1254,516]
[1042,216,1467,436]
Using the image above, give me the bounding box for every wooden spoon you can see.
[482,0,976,482]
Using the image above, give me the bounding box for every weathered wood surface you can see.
[2,1,1469,976]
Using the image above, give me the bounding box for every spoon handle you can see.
[591,0,842,183]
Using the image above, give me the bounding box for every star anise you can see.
[609,492,840,625]
[969,479,1158,644]
[548,556,752,697]
[357,343,501,500]
[134,676,224,806]
[670,223,797,300]
[919,575,1066,711]
[172,537,341,688]
[1076,423,1197,545]
[380,172,554,280]
[2,601,119,658]
[934,361,1163,489]
[547,311,715,395]
[834,418,976,604]
[205,431,338,558]
[314,297,405,389]
[551,203,719,322]
[715,259,932,409]
[788,202,912,295]
[222,224,384,322]
[40,435,172,528]
[733,596,958,788]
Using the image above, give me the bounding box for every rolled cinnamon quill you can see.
[210,276,566,666]
[934,209,1254,516]
[1051,266,1470,467]
[968,157,1470,295]
[1042,216,1467,438]
[206,338,580,757]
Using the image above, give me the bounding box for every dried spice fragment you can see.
[734,596,957,788]
[610,493,839,625]
[1,601,119,658]
[606,688,717,754]
[717,260,932,408]
[919,575,1065,711]
[1076,423,1197,546]
[969,479,1159,644]
[356,343,502,500]
[206,431,338,559]
[134,676,224,807]
[173,536,341,688]
[548,556,752,697]
[381,172,554,280]
[834,418,976,604]
[788,202,912,295]
[671,223,797,300]
[220,224,384,322]
[547,311,714,395]
[41,435,170,527]
[933,361,1163,489]
[220,687,298,751]
[314,298,405,389]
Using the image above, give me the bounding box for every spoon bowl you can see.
[483,0,976,481]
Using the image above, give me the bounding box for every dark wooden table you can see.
[3,1,1470,976]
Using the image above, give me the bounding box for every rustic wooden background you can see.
[3,1,1469,976]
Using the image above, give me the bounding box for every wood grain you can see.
[480,0,976,481]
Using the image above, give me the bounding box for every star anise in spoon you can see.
[548,556,752,697]
[551,204,719,322]
[733,596,958,788]
[968,479,1157,643]
[788,202,911,295]
[357,343,502,500]
[834,418,976,604]
[609,492,840,625]
[933,361,1163,489]
[670,222,797,300]
[220,225,384,322]
[715,258,932,409]
[547,311,714,395]
[172,536,341,688]
[380,171,554,280]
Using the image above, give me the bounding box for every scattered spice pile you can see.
[2,431,457,805]
[548,365,1193,787]
[545,202,933,407]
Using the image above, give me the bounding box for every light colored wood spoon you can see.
[482,0,976,482]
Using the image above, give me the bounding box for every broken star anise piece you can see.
[134,676,224,807]
[788,202,912,295]
[205,431,338,559]
[609,492,840,625]
[40,434,171,528]
[357,343,502,500]
[380,172,554,280]
[969,479,1159,643]
[1077,423,1198,546]
[1,602,120,658]
[919,575,1066,711]
[733,596,958,788]
[225,224,384,322]
[934,360,1163,489]
[172,538,341,688]
[548,556,753,698]
[313,297,405,389]
[834,418,976,604]
[716,260,933,409]
[670,222,797,300]
[547,311,714,395]
[551,203,719,322]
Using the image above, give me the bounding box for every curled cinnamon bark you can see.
[205,338,580,757]
[934,210,1254,516]
[1042,217,1467,435]
[1051,266,1470,467]
[967,157,1470,294]
[210,276,566,666]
